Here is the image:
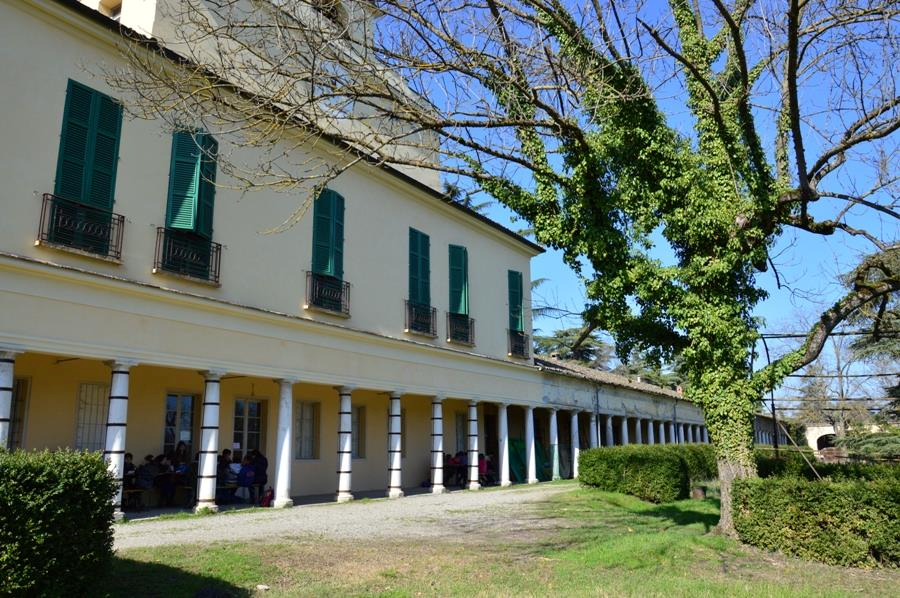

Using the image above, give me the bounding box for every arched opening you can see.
[817,434,836,450]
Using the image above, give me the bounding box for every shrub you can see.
[732,477,900,568]
[756,449,900,483]
[838,430,900,460]
[579,445,689,503]
[664,444,717,482]
[0,449,117,595]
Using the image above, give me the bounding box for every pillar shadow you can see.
[95,557,251,597]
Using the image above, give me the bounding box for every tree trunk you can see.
[715,456,756,537]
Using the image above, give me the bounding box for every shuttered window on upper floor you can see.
[409,228,431,306]
[54,80,123,209]
[165,130,218,238]
[448,244,468,315]
[508,269,524,332]
[312,188,345,279]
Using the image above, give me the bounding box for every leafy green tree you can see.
[111,0,900,534]
[533,327,614,368]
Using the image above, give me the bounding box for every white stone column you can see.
[525,406,538,484]
[703,427,710,443]
[103,361,133,516]
[605,414,614,447]
[467,400,480,490]
[0,350,21,450]
[647,419,655,445]
[431,395,446,493]
[679,423,686,444]
[273,378,296,508]
[634,418,643,444]
[498,402,510,487]
[589,412,599,449]
[337,387,354,502]
[688,425,695,444]
[549,408,560,481]
[388,392,404,498]
[571,411,580,478]
[620,416,630,445]
[197,370,224,512]
[657,421,666,445]
[668,421,676,444]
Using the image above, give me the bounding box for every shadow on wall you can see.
[94,557,252,598]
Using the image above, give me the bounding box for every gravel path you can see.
[114,483,573,550]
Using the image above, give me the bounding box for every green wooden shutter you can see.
[196,134,217,238]
[332,192,344,279]
[419,232,430,306]
[312,189,344,279]
[165,131,200,230]
[449,245,468,315]
[55,80,122,208]
[409,228,420,304]
[85,94,122,209]
[508,270,523,331]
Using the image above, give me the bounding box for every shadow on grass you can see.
[637,499,721,532]
[94,557,251,598]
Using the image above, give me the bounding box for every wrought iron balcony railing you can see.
[37,193,124,260]
[305,271,350,316]
[447,312,475,346]
[508,329,530,358]
[405,300,437,337]
[153,227,222,284]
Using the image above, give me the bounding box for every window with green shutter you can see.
[165,130,218,238]
[54,80,122,209]
[508,270,524,332]
[311,188,345,279]
[448,245,468,315]
[409,228,430,306]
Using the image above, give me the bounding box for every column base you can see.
[113,508,125,522]
[336,492,354,503]
[527,478,539,484]
[431,484,447,495]
[195,501,219,513]
[388,488,405,499]
[467,481,481,491]
[273,497,294,509]
[500,480,512,487]
[551,475,561,481]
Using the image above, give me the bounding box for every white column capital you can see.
[338,385,355,395]
[0,346,24,360]
[389,390,403,399]
[469,399,478,407]
[432,394,446,402]
[278,377,300,386]
[203,369,227,381]
[108,359,138,372]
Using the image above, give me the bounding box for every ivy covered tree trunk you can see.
[700,387,758,537]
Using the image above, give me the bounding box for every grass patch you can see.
[100,487,900,597]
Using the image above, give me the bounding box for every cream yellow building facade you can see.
[0,0,707,513]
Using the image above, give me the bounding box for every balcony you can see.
[447,312,475,346]
[305,271,350,316]
[405,300,437,337]
[153,227,222,285]
[36,193,124,260]
[508,329,530,359]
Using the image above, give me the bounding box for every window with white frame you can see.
[455,412,466,454]
[233,398,263,462]
[295,401,320,459]
[163,394,196,457]
[75,383,109,452]
[352,405,366,458]
[7,378,29,450]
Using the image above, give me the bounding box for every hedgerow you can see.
[0,449,117,595]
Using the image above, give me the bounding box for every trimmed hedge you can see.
[0,449,117,595]
[665,444,717,483]
[733,477,900,568]
[579,445,689,503]
[756,450,900,483]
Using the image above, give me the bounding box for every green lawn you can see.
[98,488,899,597]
